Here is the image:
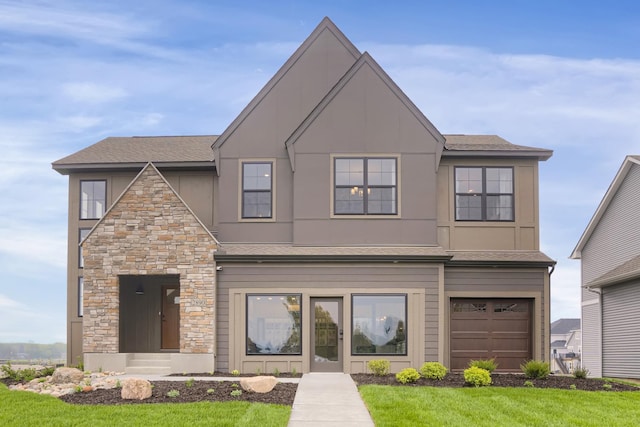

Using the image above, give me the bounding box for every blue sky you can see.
[1,0,640,343]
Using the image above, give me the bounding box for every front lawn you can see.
[359,385,640,426]
[0,383,291,427]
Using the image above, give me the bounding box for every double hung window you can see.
[242,162,272,218]
[334,158,397,215]
[80,180,106,219]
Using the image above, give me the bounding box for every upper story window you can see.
[455,167,514,221]
[242,162,272,219]
[80,180,106,219]
[79,228,90,268]
[334,157,397,215]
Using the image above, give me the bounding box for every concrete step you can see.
[125,366,172,375]
[124,353,173,375]
[127,359,171,367]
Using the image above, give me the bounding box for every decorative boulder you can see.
[50,367,84,384]
[240,376,278,393]
[121,378,153,400]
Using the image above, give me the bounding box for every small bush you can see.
[521,360,550,379]
[367,359,391,376]
[464,366,492,387]
[569,384,577,390]
[419,362,448,380]
[292,367,298,376]
[395,368,421,384]
[273,368,280,377]
[603,383,612,391]
[573,367,589,379]
[468,358,498,373]
[230,389,242,397]
[207,388,215,394]
[166,389,180,398]
[524,380,534,388]
[185,378,195,388]
[231,369,240,376]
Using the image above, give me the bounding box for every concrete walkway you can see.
[288,373,374,427]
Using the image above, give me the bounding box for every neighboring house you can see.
[52,17,554,375]
[550,318,581,374]
[571,155,640,379]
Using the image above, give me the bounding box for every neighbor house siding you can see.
[216,263,440,373]
[602,280,640,379]
[581,301,602,377]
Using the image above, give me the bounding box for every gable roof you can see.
[80,162,219,247]
[443,135,553,160]
[211,17,360,171]
[571,155,640,259]
[52,135,217,174]
[550,318,581,334]
[284,51,446,171]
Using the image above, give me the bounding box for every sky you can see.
[1,0,640,343]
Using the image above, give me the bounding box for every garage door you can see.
[450,299,532,371]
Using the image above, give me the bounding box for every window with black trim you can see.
[455,167,514,221]
[78,277,84,317]
[352,294,406,355]
[80,180,106,219]
[334,157,397,215]
[246,294,301,355]
[79,228,90,268]
[242,162,272,218]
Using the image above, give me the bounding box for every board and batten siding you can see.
[215,263,440,372]
[444,268,548,362]
[602,280,640,379]
[580,164,640,378]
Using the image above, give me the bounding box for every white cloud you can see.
[61,82,128,104]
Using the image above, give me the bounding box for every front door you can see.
[161,285,180,350]
[311,297,343,372]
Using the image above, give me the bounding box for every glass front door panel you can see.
[315,301,339,362]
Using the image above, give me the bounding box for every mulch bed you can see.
[3,372,638,407]
[351,373,640,392]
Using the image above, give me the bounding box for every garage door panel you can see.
[450,298,532,371]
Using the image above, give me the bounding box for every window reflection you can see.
[352,295,406,355]
[247,294,301,355]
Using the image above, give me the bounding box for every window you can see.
[455,167,513,221]
[80,180,106,219]
[352,295,406,355]
[78,228,90,268]
[78,277,84,317]
[334,157,397,215]
[242,162,272,218]
[246,294,301,355]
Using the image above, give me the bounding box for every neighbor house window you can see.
[352,295,407,355]
[78,228,90,268]
[80,180,106,219]
[247,294,301,355]
[78,277,84,317]
[334,158,397,215]
[455,167,513,221]
[242,162,272,218]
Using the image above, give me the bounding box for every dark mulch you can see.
[169,371,302,378]
[58,381,298,405]
[351,373,640,392]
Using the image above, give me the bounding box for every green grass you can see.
[0,384,290,427]
[359,385,640,427]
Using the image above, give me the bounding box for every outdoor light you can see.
[135,283,144,295]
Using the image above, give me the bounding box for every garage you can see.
[450,298,532,371]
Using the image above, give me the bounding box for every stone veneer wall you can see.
[82,164,217,354]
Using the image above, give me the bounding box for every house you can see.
[571,155,640,379]
[52,17,554,375]
[550,318,581,373]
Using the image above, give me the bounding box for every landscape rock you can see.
[240,376,278,393]
[50,367,84,384]
[121,378,152,400]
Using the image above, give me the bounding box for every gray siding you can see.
[581,301,602,377]
[216,263,439,372]
[602,280,640,378]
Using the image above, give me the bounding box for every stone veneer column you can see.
[82,164,217,354]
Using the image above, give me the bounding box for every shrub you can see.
[569,384,577,390]
[367,359,391,376]
[419,362,448,380]
[185,378,195,388]
[230,389,242,397]
[524,380,534,388]
[521,360,550,379]
[166,389,180,398]
[207,388,215,394]
[468,358,498,373]
[603,383,612,391]
[464,366,492,387]
[231,369,240,376]
[573,367,589,379]
[273,368,280,377]
[395,368,421,384]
